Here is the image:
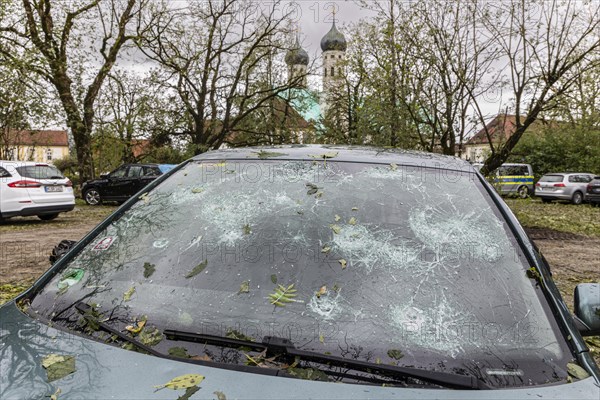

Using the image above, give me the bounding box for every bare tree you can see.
[477,0,600,175]
[138,0,306,154]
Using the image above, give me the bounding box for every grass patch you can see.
[505,198,600,238]
[0,204,116,232]
[0,281,33,305]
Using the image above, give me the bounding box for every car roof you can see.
[0,160,51,166]
[192,145,474,173]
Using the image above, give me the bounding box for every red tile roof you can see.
[467,115,519,145]
[6,130,69,147]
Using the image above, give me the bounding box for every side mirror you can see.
[100,174,109,179]
[574,283,600,336]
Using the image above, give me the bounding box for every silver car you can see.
[535,173,596,204]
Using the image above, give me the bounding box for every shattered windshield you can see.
[30,159,571,387]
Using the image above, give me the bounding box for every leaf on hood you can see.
[186,260,208,278]
[351,207,359,211]
[238,280,250,294]
[348,217,357,225]
[123,286,136,302]
[270,274,278,284]
[50,388,61,400]
[143,262,156,278]
[305,183,319,195]
[225,329,255,342]
[321,246,331,254]
[191,188,204,194]
[125,319,146,334]
[390,163,398,171]
[338,259,347,269]
[214,391,227,400]
[41,354,76,382]
[287,367,329,381]
[154,374,205,390]
[334,214,341,222]
[316,286,327,298]
[309,151,338,160]
[242,224,251,235]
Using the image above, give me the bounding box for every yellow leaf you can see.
[330,224,341,234]
[125,319,146,334]
[123,286,135,302]
[334,214,341,222]
[316,286,327,298]
[319,334,325,344]
[339,259,347,269]
[390,163,398,171]
[154,374,205,390]
[348,217,357,225]
[321,246,331,254]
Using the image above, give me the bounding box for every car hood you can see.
[1,302,598,400]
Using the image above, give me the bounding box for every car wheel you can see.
[571,191,583,205]
[517,185,529,199]
[541,198,552,203]
[38,214,59,221]
[84,188,102,205]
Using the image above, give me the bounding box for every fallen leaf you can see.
[268,284,298,307]
[334,214,341,222]
[238,280,250,294]
[50,388,61,400]
[190,354,212,362]
[191,188,203,194]
[321,246,331,254]
[125,319,146,334]
[242,224,251,235]
[316,286,327,298]
[338,259,347,269]
[287,367,329,381]
[567,362,590,380]
[387,349,404,360]
[186,260,208,278]
[123,286,135,302]
[143,262,156,278]
[390,163,398,171]
[270,274,278,284]
[310,152,338,159]
[351,207,359,211]
[139,193,150,204]
[319,334,325,344]
[41,354,76,382]
[214,391,227,400]
[330,224,341,234]
[154,374,205,390]
[168,347,190,358]
[348,217,357,225]
[254,150,287,159]
[139,327,163,346]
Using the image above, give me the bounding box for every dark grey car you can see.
[1,146,599,399]
[535,173,596,204]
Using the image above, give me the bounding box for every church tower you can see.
[320,18,347,91]
[285,33,309,88]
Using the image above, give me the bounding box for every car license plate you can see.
[45,186,63,192]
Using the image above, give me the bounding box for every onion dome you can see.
[285,37,309,66]
[320,21,347,52]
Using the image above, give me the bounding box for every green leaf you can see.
[139,327,163,346]
[41,354,76,382]
[238,280,250,294]
[123,286,135,302]
[567,362,590,380]
[287,367,329,381]
[168,347,191,358]
[309,151,338,160]
[225,329,254,342]
[268,283,298,307]
[242,224,251,235]
[143,262,156,278]
[387,349,404,360]
[154,374,205,390]
[270,274,278,284]
[186,260,208,278]
[254,150,288,159]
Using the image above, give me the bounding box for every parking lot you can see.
[1,197,599,364]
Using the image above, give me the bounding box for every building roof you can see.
[4,130,69,147]
[285,36,309,66]
[320,21,347,52]
[466,114,550,145]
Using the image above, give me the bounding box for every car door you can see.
[119,165,145,199]
[138,166,161,192]
[101,165,129,199]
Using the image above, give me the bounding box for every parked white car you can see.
[0,161,75,221]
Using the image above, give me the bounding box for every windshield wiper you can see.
[164,329,490,389]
